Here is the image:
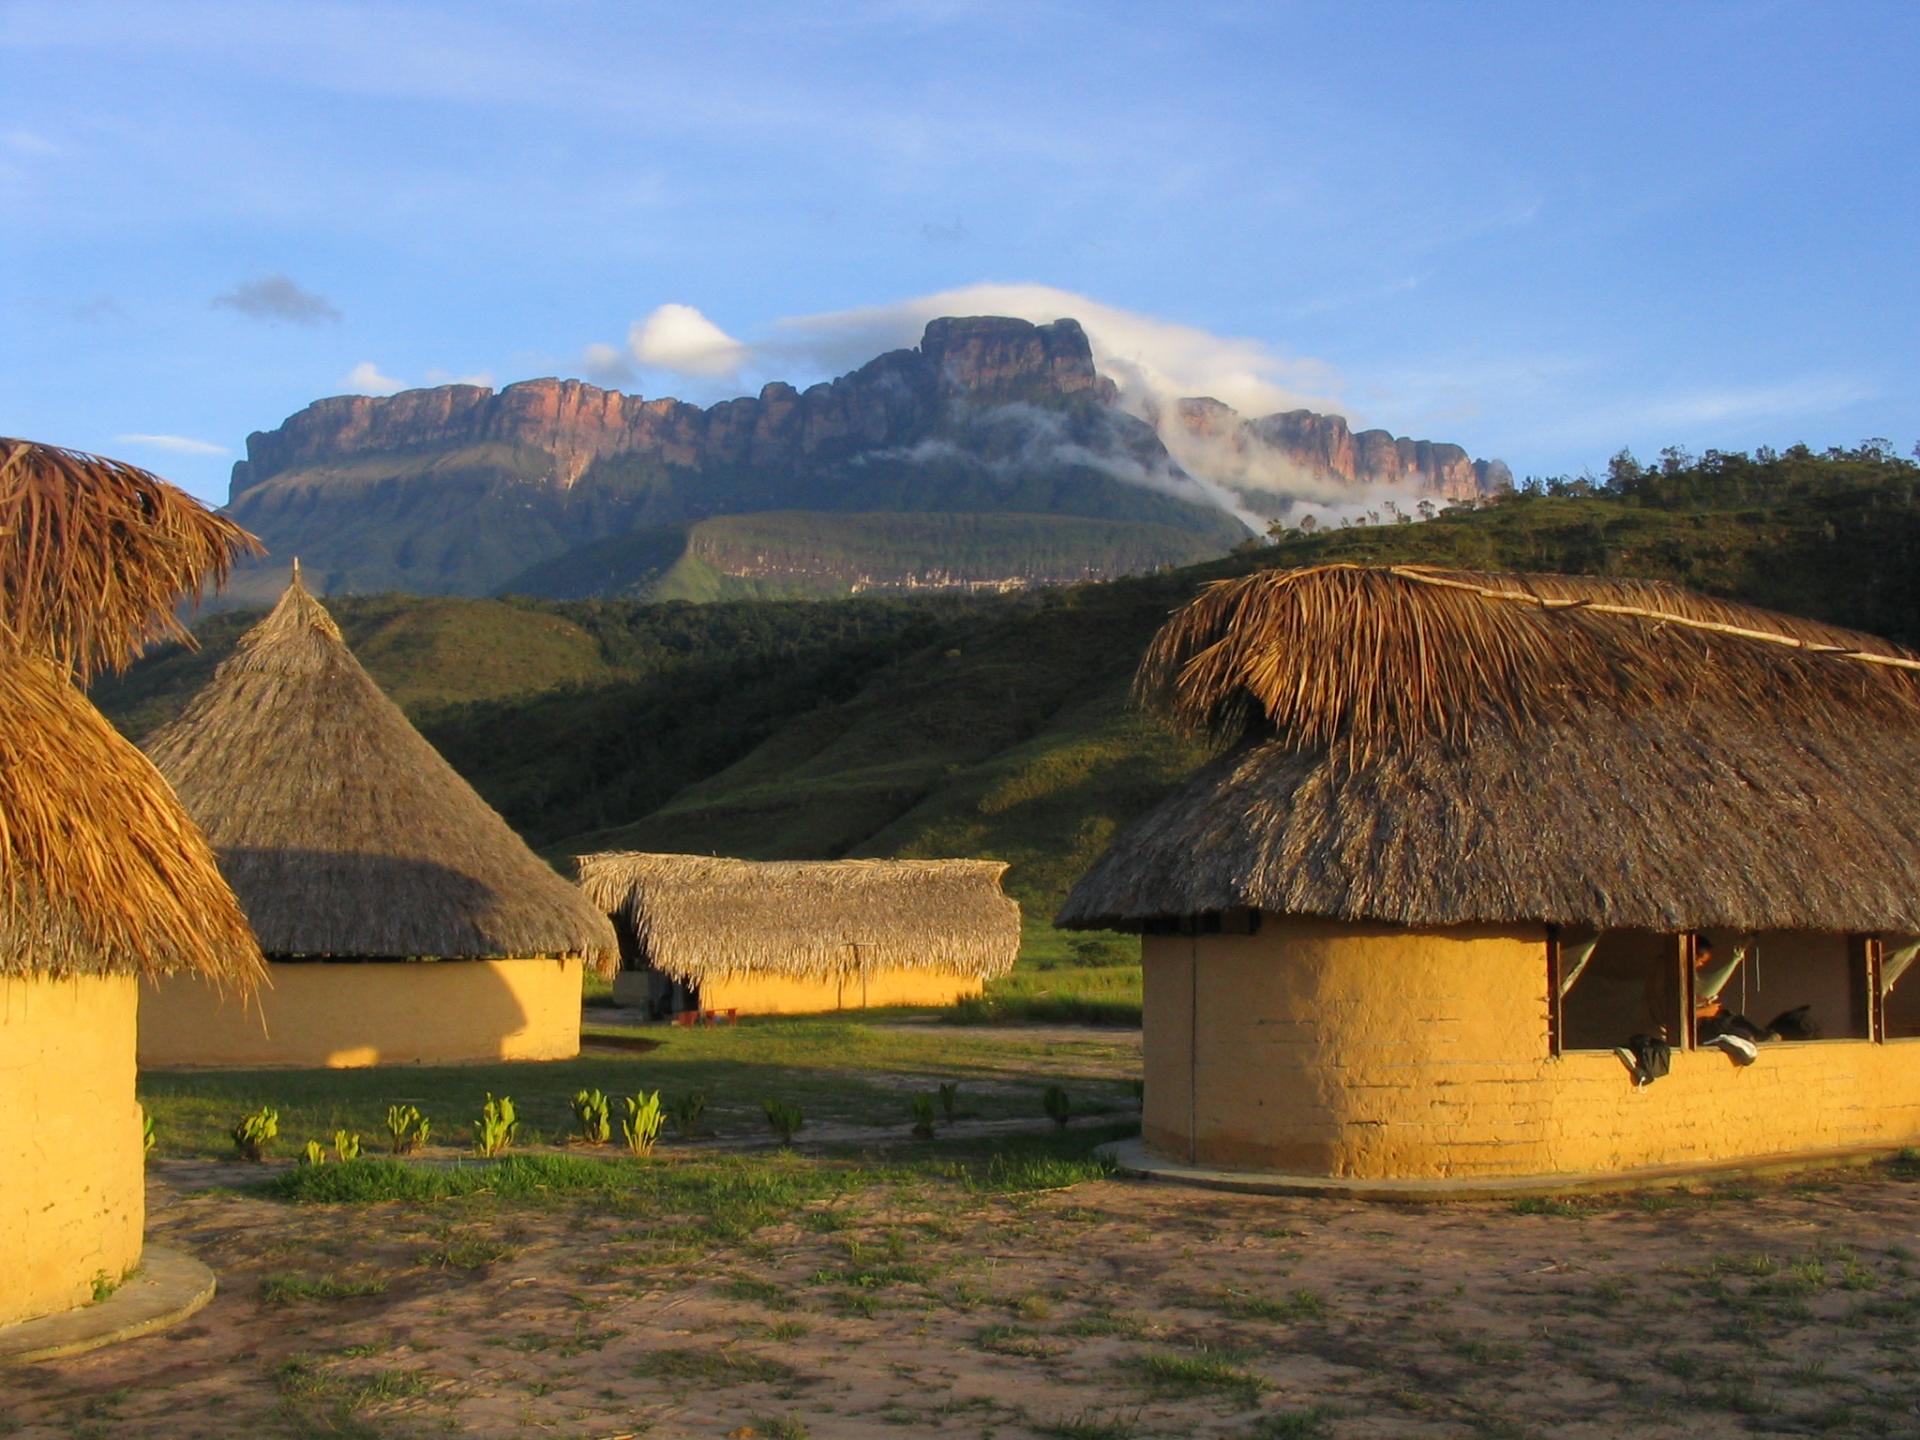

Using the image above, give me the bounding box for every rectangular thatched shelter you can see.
[576,852,1020,1016]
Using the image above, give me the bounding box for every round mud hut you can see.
[576,852,1020,1016]
[1,439,260,1330]
[139,569,617,1067]
[1059,563,1920,1184]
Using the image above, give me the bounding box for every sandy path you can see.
[11,1161,1920,1438]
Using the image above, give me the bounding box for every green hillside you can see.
[498,510,1228,602]
[98,442,1920,927]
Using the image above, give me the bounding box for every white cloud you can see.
[765,283,1346,420]
[341,360,405,395]
[579,341,635,387]
[423,367,494,387]
[113,432,229,456]
[627,302,749,378]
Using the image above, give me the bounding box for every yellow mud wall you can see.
[139,958,582,1068]
[700,969,986,1016]
[0,974,144,1328]
[1143,917,1920,1180]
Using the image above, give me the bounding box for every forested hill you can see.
[96,442,1920,918]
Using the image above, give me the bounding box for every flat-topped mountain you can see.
[221,316,1508,603]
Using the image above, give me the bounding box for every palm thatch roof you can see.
[143,572,617,969]
[575,852,1021,983]
[0,653,263,982]
[0,439,259,680]
[1059,563,1920,934]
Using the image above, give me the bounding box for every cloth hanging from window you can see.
[1884,939,1920,998]
[1558,929,1602,998]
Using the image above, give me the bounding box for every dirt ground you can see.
[10,1160,1920,1440]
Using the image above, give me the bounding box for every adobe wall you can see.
[0,975,144,1327]
[1143,918,1920,1180]
[139,957,582,1068]
[698,968,986,1016]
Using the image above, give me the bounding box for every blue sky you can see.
[3,0,1915,504]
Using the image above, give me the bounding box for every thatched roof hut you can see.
[1,438,258,681]
[2,653,262,985]
[576,853,1019,1008]
[1061,563,1920,934]
[2,440,258,1329]
[144,570,615,968]
[1059,564,1920,1185]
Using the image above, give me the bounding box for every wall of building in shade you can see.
[613,965,985,1016]
[0,975,145,1327]
[1143,917,1920,1180]
[138,957,583,1068]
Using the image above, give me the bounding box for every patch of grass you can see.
[1040,1409,1143,1440]
[261,1272,389,1304]
[1229,1287,1328,1323]
[143,1011,1142,1156]
[725,1276,800,1311]
[631,1346,800,1387]
[1509,1195,1593,1217]
[418,1237,515,1270]
[1135,1347,1268,1403]
[975,1324,1064,1359]
[1253,1410,1338,1439]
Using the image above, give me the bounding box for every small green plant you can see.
[300,1140,327,1167]
[763,1099,805,1144]
[621,1090,664,1157]
[230,1107,279,1162]
[1043,1085,1072,1129]
[668,1091,707,1138]
[90,1270,119,1305]
[937,1081,959,1121]
[141,1107,156,1157]
[385,1104,430,1155]
[473,1093,518,1158]
[571,1088,612,1146]
[332,1130,361,1162]
[910,1094,937,1139]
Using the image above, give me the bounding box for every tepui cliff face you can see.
[222,316,1508,602]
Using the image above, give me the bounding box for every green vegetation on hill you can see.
[499,510,1228,602]
[97,442,1920,931]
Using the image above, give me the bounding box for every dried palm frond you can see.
[1060,563,1920,933]
[1139,564,1920,757]
[575,852,1021,984]
[0,653,263,982]
[0,438,261,679]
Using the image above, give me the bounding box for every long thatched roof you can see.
[575,852,1021,983]
[0,653,263,982]
[1059,563,1920,934]
[143,572,617,969]
[0,439,260,680]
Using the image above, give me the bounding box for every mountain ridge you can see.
[220,315,1509,604]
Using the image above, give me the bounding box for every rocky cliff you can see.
[221,316,1508,602]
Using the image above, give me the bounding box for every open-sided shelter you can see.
[140,569,616,1067]
[1,439,260,1329]
[577,852,1020,1015]
[1060,563,1920,1182]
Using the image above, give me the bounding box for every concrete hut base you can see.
[1099,1135,1908,1203]
[0,1247,215,1366]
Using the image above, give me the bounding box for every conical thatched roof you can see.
[144,572,617,969]
[0,438,259,680]
[1059,563,1920,933]
[0,654,263,982]
[575,852,1021,983]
